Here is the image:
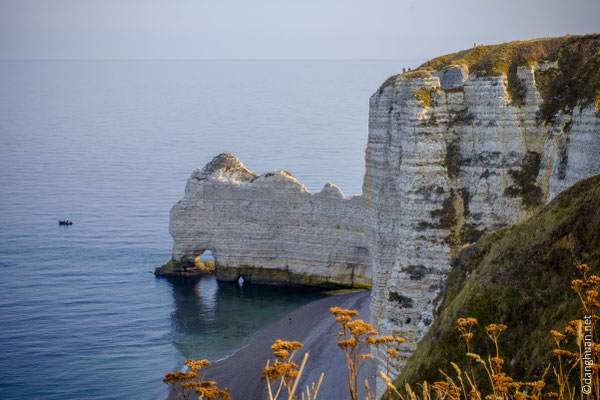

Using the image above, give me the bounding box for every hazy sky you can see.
[0,0,598,60]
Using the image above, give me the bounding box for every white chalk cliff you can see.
[363,62,600,379]
[164,153,371,288]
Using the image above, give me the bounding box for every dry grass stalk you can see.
[163,359,230,400]
[262,342,324,400]
[329,307,405,400]
[262,340,303,400]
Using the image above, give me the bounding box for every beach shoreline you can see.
[167,290,374,400]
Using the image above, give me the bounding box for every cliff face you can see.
[363,35,600,379]
[395,174,600,388]
[166,153,371,288]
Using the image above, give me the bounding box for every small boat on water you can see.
[58,220,73,226]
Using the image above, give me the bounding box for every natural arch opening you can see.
[192,249,216,273]
[197,249,214,262]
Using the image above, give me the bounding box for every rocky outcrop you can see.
[155,259,215,277]
[364,52,600,382]
[164,153,371,288]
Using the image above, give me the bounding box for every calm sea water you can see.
[0,59,419,400]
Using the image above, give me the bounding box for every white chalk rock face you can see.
[363,64,600,381]
[167,153,372,288]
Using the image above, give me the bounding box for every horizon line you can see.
[0,57,426,62]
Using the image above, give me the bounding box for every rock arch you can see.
[159,153,372,288]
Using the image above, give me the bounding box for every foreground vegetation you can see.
[386,262,600,400]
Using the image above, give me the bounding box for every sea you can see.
[0,59,420,400]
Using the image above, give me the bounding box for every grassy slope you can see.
[382,34,600,121]
[394,174,600,389]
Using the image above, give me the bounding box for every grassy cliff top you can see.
[418,34,599,76]
[394,174,600,391]
[382,34,600,120]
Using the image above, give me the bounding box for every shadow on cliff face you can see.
[163,275,327,362]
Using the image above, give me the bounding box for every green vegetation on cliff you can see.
[382,34,600,121]
[419,34,600,117]
[216,265,372,290]
[394,174,600,390]
[412,87,433,108]
[504,151,543,209]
